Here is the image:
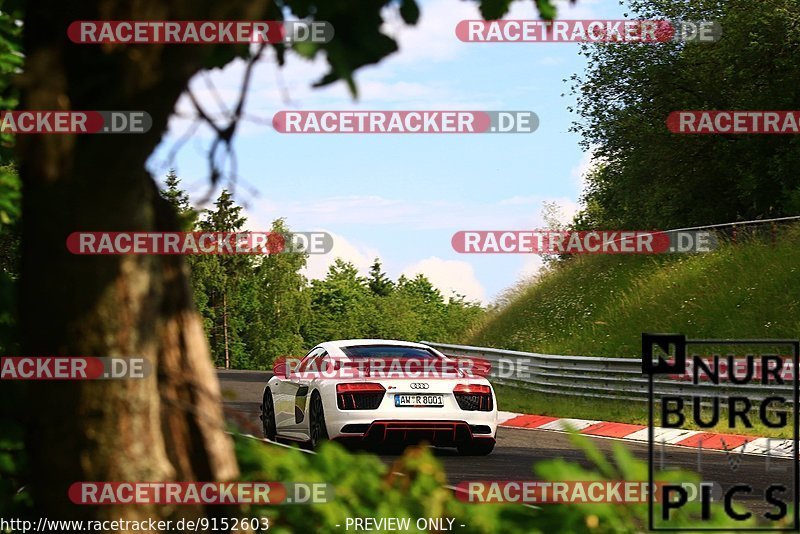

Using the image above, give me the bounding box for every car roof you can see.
[316,339,436,358]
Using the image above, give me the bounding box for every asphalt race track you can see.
[218,369,794,517]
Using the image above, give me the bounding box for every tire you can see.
[260,390,277,441]
[457,439,495,456]
[304,391,329,451]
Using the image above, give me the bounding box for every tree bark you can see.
[18,0,269,524]
[223,291,230,369]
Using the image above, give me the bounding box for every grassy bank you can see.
[471,226,800,435]
[469,226,800,357]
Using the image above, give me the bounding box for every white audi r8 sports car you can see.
[260,339,498,455]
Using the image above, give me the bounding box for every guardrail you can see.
[421,341,794,406]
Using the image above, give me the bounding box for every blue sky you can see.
[149,0,625,304]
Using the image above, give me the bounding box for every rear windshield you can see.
[340,345,440,359]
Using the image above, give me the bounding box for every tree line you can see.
[0,167,484,368]
[571,0,800,231]
[160,170,484,369]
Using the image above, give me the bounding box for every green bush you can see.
[234,431,776,533]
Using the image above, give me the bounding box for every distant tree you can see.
[541,200,569,266]
[571,0,800,229]
[367,258,393,296]
[397,273,443,305]
[541,201,567,231]
[241,218,310,367]
[193,189,250,368]
[394,274,448,340]
[441,294,484,342]
[160,169,198,231]
[304,259,373,344]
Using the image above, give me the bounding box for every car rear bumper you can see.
[331,419,496,446]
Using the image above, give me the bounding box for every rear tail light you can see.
[454,383,493,411]
[336,383,385,393]
[337,383,385,410]
[453,384,491,395]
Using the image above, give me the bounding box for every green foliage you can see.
[0,3,22,354]
[304,267,484,348]
[468,225,800,357]
[304,259,375,345]
[473,0,562,21]
[167,176,484,368]
[398,0,421,25]
[189,189,252,367]
[0,164,19,354]
[233,430,764,533]
[0,0,23,163]
[0,163,19,227]
[0,382,31,519]
[478,0,514,21]
[572,0,800,229]
[235,436,533,533]
[395,275,450,341]
[0,10,24,513]
[197,189,247,234]
[367,258,393,297]
[160,169,198,231]
[240,218,311,368]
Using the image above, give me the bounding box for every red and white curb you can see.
[496,411,794,459]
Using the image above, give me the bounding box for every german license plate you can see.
[394,394,444,407]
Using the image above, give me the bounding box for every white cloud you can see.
[518,255,545,279]
[247,193,582,232]
[383,0,480,65]
[401,257,486,303]
[302,230,380,281]
[548,197,581,225]
[570,145,604,194]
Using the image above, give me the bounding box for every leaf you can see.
[399,0,420,25]
[478,0,513,21]
[535,0,558,20]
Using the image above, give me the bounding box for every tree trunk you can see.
[18,0,269,524]
[223,291,230,369]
